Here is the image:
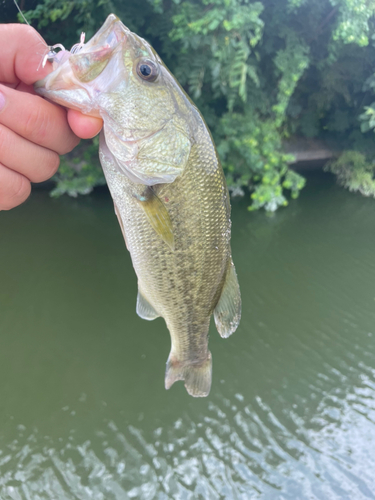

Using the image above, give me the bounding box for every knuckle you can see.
[24,25,38,38]
[23,105,50,143]
[46,152,60,178]
[1,175,31,210]
[13,24,35,37]
[61,135,80,155]
[31,152,60,183]
[15,24,45,55]
[17,24,37,41]
[0,124,8,152]
[10,175,31,205]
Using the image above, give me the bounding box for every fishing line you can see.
[13,0,30,25]
[11,0,68,70]
[11,1,85,70]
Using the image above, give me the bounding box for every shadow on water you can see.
[0,171,375,499]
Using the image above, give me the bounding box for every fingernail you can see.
[0,91,5,112]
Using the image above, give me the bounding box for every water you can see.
[1,171,375,499]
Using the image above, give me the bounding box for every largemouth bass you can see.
[35,14,241,397]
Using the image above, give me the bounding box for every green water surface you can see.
[0,172,375,499]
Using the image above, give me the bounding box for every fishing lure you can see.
[40,33,86,71]
[12,0,86,71]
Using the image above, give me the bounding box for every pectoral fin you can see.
[100,132,174,250]
[138,187,174,250]
[214,260,241,338]
[136,290,159,320]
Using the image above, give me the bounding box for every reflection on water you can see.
[0,172,375,499]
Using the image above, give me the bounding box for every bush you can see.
[325,151,375,197]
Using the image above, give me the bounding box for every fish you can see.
[35,14,241,397]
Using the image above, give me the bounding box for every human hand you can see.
[0,24,103,210]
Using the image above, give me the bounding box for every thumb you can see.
[67,109,103,139]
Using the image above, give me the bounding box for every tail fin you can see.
[165,352,212,397]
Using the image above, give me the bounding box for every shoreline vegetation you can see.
[5,0,375,211]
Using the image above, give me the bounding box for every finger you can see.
[0,24,52,86]
[67,109,103,139]
[0,124,59,183]
[0,84,80,155]
[0,162,31,211]
[14,82,38,94]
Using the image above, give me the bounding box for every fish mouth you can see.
[34,14,126,113]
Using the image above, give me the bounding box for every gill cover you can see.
[104,121,191,186]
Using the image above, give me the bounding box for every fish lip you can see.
[34,78,95,117]
[34,76,90,102]
[34,62,77,94]
[88,13,121,46]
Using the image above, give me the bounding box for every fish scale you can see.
[35,14,241,396]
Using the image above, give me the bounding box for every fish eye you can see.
[136,59,159,82]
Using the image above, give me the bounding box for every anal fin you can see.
[214,260,241,338]
[165,352,212,397]
[136,291,159,321]
[138,187,174,250]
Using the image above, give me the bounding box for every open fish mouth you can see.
[34,14,126,115]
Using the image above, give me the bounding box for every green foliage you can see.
[169,0,264,108]
[8,0,375,210]
[272,31,310,126]
[50,137,105,198]
[217,110,304,211]
[359,102,375,133]
[22,0,115,43]
[331,0,375,47]
[325,150,375,197]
